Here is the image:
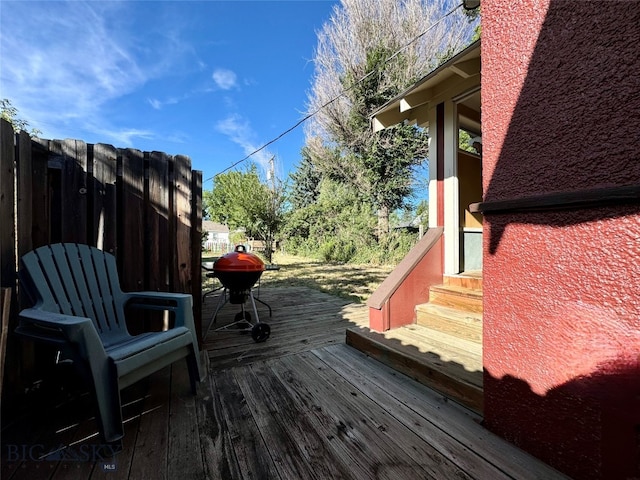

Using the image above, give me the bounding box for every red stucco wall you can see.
[482,1,640,479]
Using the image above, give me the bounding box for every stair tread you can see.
[348,325,482,379]
[415,303,482,343]
[394,324,482,360]
[346,327,483,413]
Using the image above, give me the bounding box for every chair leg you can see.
[92,374,124,444]
[186,350,201,393]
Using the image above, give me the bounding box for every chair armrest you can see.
[121,292,195,330]
[17,308,106,359]
[123,291,191,305]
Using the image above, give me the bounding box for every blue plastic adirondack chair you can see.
[16,243,202,443]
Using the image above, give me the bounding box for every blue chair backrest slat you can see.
[49,244,92,319]
[59,243,116,333]
[32,246,76,315]
[100,250,129,330]
[80,245,124,333]
[23,244,130,339]
[74,244,112,333]
[21,250,64,314]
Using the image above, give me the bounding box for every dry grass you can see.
[257,253,394,303]
[203,252,395,303]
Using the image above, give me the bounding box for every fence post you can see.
[191,171,203,346]
[0,120,15,291]
[0,120,19,395]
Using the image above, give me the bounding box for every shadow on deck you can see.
[1,286,568,479]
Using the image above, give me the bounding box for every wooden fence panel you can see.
[50,139,88,244]
[0,124,203,405]
[191,170,203,347]
[0,121,19,393]
[30,138,50,249]
[90,143,118,254]
[119,148,146,292]
[147,151,171,293]
[16,131,33,262]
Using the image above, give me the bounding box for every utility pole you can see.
[267,155,276,191]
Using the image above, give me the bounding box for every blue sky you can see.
[0,0,339,187]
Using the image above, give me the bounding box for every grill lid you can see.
[213,244,265,273]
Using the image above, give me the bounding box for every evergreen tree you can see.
[288,147,323,209]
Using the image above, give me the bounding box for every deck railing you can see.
[366,227,444,331]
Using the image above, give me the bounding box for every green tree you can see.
[305,0,476,238]
[416,199,429,229]
[0,99,41,136]
[204,163,285,263]
[288,147,322,209]
[282,178,376,262]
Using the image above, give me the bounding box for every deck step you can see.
[346,326,483,414]
[444,271,483,290]
[429,284,483,314]
[415,303,482,343]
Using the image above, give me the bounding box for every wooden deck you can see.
[1,286,568,479]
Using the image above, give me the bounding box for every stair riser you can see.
[429,289,483,314]
[443,274,483,291]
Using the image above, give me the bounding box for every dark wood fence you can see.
[0,118,203,404]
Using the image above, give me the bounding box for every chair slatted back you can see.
[21,244,129,340]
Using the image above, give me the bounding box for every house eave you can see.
[372,40,481,132]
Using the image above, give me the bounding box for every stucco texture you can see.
[482,1,640,479]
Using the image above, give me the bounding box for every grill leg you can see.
[253,296,272,317]
[248,290,261,324]
[204,288,229,339]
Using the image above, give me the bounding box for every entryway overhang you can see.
[372,40,481,132]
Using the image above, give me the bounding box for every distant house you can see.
[202,221,230,252]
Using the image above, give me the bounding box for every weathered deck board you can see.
[197,373,243,480]
[127,368,170,480]
[166,356,206,480]
[212,369,280,478]
[233,365,344,479]
[321,344,563,480]
[274,351,473,480]
[203,286,368,371]
[240,362,353,479]
[310,346,509,480]
[2,286,569,480]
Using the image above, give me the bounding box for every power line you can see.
[205,1,464,184]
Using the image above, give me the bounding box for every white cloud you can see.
[215,114,272,174]
[147,96,181,110]
[212,69,238,90]
[0,1,198,142]
[97,128,155,147]
[148,98,163,110]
